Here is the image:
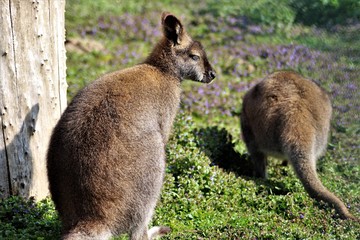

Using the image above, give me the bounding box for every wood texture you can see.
[0,0,67,200]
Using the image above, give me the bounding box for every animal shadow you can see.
[0,104,39,198]
[194,126,293,196]
[193,126,253,177]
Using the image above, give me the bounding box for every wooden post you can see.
[0,0,67,200]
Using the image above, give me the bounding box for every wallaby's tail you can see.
[290,153,357,221]
[148,226,171,239]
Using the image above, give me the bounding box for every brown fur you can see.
[47,12,215,240]
[241,70,357,220]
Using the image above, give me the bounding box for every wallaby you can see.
[240,70,357,220]
[47,12,215,240]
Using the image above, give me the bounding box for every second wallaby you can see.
[47,12,215,240]
[240,70,357,220]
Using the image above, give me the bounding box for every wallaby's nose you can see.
[209,70,216,80]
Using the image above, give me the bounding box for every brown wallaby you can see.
[240,70,357,220]
[47,12,215,240]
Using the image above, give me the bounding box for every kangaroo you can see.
[240,70,357,220]
[47,12,215,240]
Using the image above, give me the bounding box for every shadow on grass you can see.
[193,126,253,177]
[194,126,292,195]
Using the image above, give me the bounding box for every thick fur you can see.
[241,70,357,220]
[47,12,215,240]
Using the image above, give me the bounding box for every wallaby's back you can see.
[241,71,357,220]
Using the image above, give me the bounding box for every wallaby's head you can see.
[146,12,216,83]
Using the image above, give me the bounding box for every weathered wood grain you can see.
[0,0,67,200]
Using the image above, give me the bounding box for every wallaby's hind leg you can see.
[249,151,267,178]
[130,224,170,240]
[130,225,148,240]
[129,203,171,240]
[129,162,171,240]
[241,115,267,178]
[288,149,355,220]
[148,226,171,239]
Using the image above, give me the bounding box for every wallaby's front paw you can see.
[148,226,171,239]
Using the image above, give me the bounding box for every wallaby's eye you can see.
[190,54,200,61]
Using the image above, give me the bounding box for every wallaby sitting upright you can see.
[47,12,215,240]
[240,70,357,220]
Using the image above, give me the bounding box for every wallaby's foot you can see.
[61,221,112,240]
[63,232,112,240]
[148,226,171,239]
[251,152,267,179]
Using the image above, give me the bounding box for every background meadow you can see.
[1,0,359,239]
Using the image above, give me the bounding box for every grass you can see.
[1,0,359,239]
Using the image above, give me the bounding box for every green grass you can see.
[1,0,359,239]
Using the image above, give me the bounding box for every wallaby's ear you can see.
[161,12,184,45]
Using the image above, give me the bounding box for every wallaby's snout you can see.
[200,49,216,83]
[203,59,216,83]
[209,69,216,81]
[201,69,216,83]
